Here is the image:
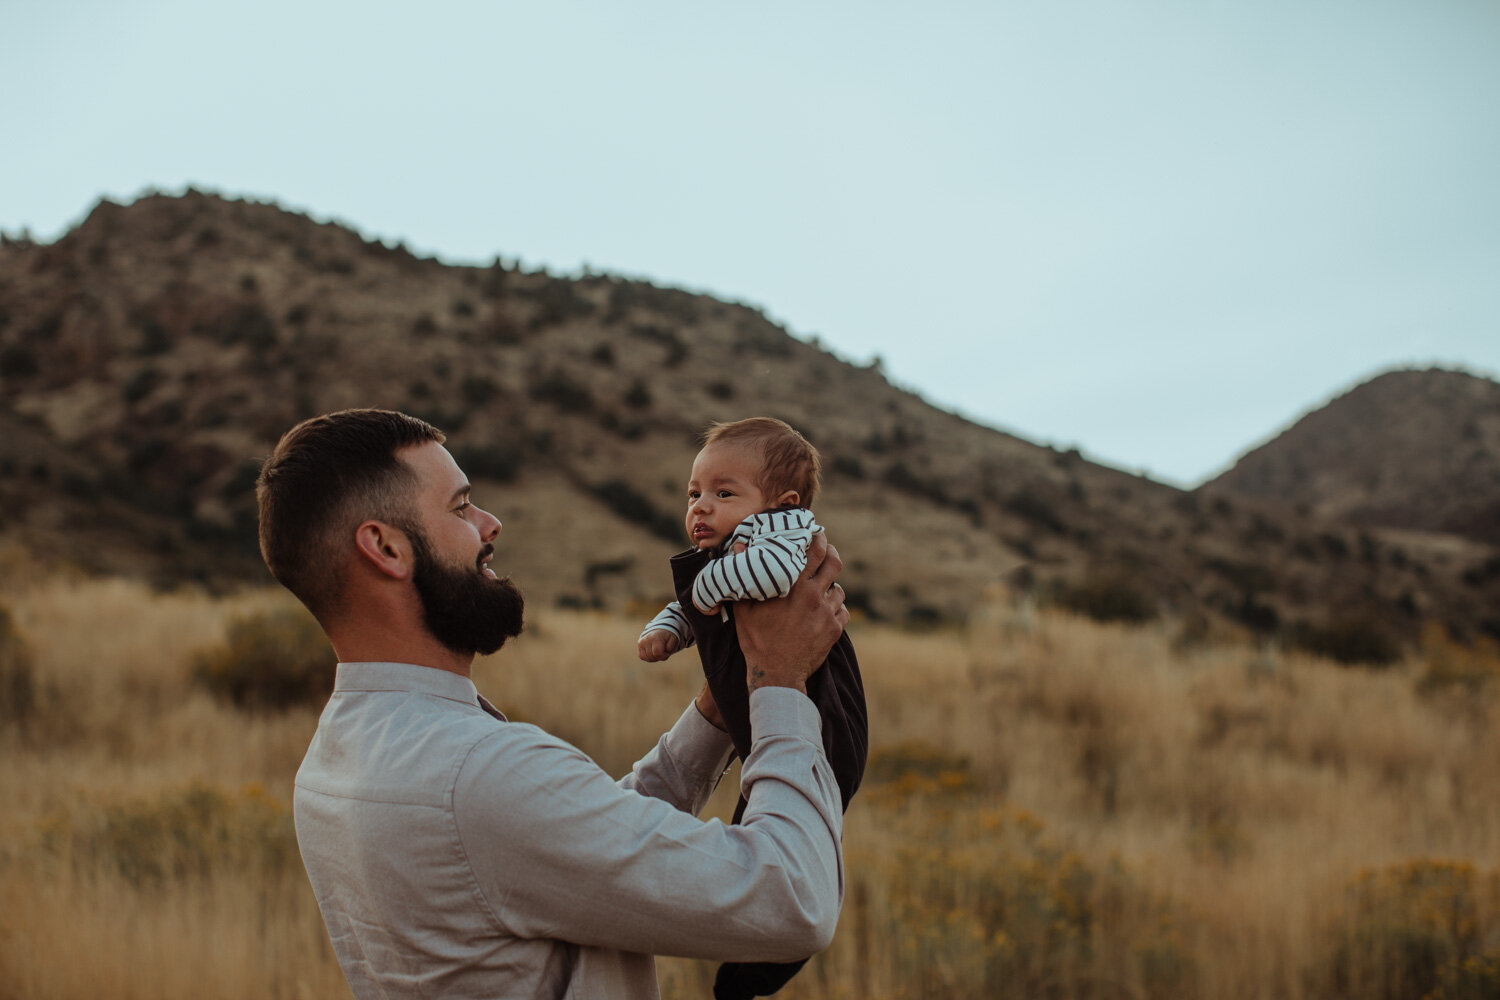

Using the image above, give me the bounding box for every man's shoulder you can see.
[297,688,583,804]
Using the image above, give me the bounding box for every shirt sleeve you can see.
[451,690,844,963]
[639,601,695,648]
[690,510,822,615]
[616,700,734,814]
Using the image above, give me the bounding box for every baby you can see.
[638,416,867,1000]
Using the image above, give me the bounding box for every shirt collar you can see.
[333,661,481,706]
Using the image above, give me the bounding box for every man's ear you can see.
[354,520,414,580]
[775,489,801,508]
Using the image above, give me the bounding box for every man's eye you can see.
[455,501,471,514]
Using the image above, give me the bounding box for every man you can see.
[257,409,848,999]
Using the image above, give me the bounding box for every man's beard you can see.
[406,528,525,657]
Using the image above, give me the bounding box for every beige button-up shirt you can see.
[294,662,844,999]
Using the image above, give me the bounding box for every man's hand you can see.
[734,533,848,696]
[638,630,681,662]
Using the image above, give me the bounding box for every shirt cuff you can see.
[672,699,735,775]
[748,686,825,744]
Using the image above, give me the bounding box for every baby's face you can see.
[685,441,770,550]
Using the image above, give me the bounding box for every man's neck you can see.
[327,624,476,678]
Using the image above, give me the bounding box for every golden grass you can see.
[2,575,1498,998]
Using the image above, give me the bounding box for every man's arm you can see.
[451,536,848,962]
[452,695,841,962]
[616,693,731,813]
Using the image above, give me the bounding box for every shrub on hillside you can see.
[192,607,335,710]
[1004,489,1066,534]
[528,370,595,412]
[0,604,36,728]
[215,303,278,349]
[123,366,165,404]
[1290,617,1402,667]
[849,801,1192,999]
[1415,622,1500,696]
[623,379,652,410]
[830,455,865,480]
[53,782,298,887]
[1053,574,1157,625]
[883,462,950,506]
[524,278,597,329]
[451,442,522,483]
[461,374,499,406]
[1323,859,1500,1000]
[629,323,689,367]
[589,479,681,544]
[0,343,39,378]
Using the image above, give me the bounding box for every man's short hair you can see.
[257,409,445,617]
[703,416,822,509]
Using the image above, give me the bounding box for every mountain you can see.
[1209,368,1500,547]
[1,191,1496,655]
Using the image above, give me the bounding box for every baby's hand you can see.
[638,630,681,662]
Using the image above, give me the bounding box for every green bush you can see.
[866,740,974,793]
[1415,622,1500,696]
[51,782,298,887]
[850,801,1192,999]
[192,607,335,710]
[1324,859,1500,1000]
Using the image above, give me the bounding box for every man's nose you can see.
[475,507,502,542]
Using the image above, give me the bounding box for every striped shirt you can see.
[641,509,823,645]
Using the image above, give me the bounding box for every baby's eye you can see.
[717,490,735,499]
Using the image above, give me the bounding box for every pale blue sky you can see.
[5,1,1498,486]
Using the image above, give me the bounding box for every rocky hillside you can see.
[1210,368,1500,546]
[1,191,1496,655]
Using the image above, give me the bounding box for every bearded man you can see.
[256,409,848,1000]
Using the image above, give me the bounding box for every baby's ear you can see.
[776,489,800,508]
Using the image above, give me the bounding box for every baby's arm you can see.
[638,602,694,661]
[690,510,822,615]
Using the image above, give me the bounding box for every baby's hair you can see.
[703,416,821,509]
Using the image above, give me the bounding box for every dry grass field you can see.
[2,558,1499,999]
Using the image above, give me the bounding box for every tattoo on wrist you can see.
[748,665,766,692]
